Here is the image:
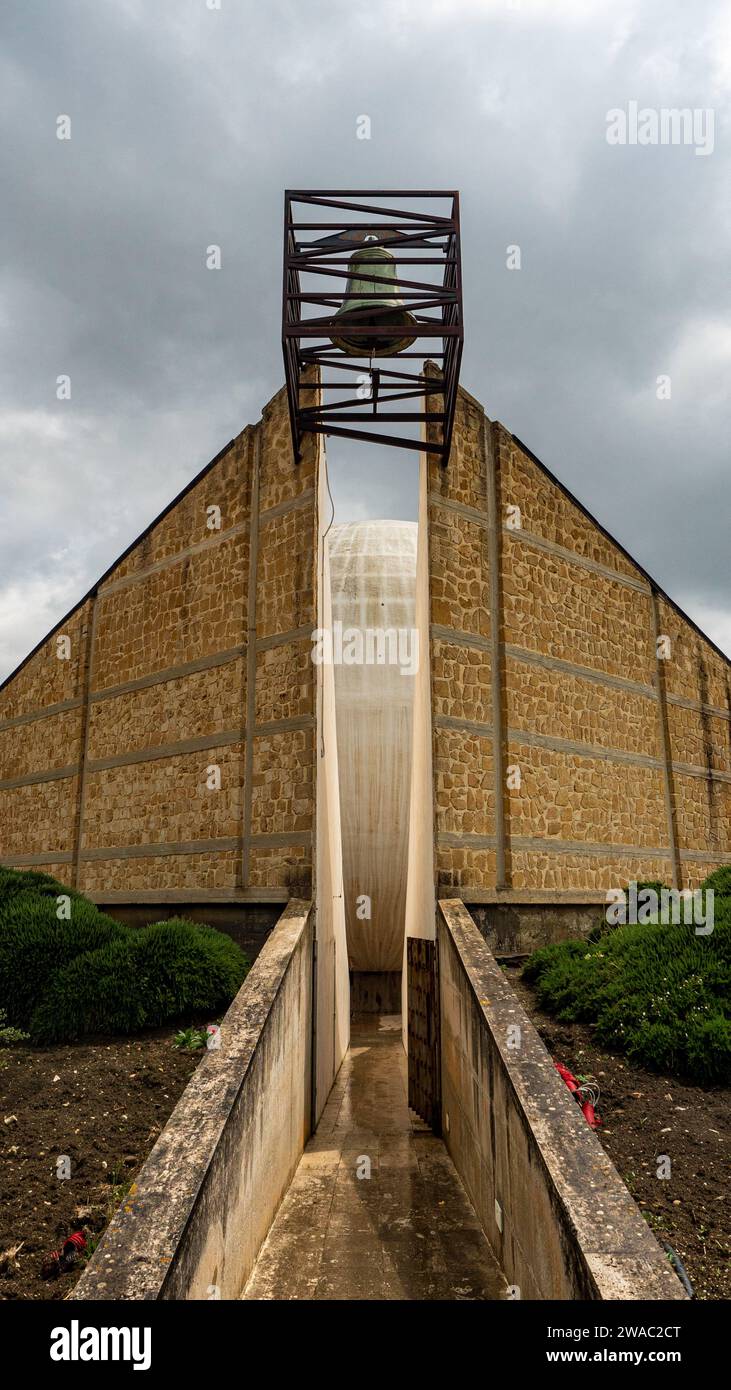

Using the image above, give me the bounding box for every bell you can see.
[331,239,416,356]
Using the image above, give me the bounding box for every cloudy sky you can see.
[1,0,729,682]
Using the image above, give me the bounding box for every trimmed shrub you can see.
[523,869,731,1084]
[0,865,84,905]
[31,940,148,1043]
[0,893,124,1030]
[628,879,667,900]
[700,865,731,900]
[0,865,249,1043]
[128,919,249,1027]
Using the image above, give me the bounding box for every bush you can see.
[0,866,249,1044]
[31,939,148,1043]
[0,892,124,1030]
[523,869,731,1084]
[0,864,84,905]
[700,865,731,900]
[128,919,248,1027]
[628,879,667,901]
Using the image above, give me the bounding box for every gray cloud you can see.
[1,0,729,679]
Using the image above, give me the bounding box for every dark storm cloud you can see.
[1,0,729,677]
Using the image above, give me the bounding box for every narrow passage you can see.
[243,1015,506,1300]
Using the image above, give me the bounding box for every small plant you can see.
[82,1231,102,1262]
[0,1009,29,1046]
[173,1026,210,1052]
[106,1166,134,1211]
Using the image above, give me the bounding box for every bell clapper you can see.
[370,361,380,415]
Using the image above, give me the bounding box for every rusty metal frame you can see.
[282,191,463,463]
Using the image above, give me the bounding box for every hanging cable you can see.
[661,1242,695,1299]
[322,444,335,543]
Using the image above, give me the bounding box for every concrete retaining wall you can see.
[468,900,604,957]
[74,899,314,1301]
[437,899,685,1301]
[95,900,282,961]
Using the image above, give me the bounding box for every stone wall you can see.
[425,372,731,898]
[0,383,319,903]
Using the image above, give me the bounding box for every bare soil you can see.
[503,963,731,1301]
[0,1029,201,1300]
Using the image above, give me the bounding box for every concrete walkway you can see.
[243,1015,506,1300]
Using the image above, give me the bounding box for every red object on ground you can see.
[581,1099,599,1129]
[43,1230,87,1278]
[554,1061,579,1094]
[553,1061,600,1128]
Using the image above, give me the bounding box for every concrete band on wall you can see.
[73,899,314,1301]
[437,899,685,1301]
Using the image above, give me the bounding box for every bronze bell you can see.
[330,237,416,355]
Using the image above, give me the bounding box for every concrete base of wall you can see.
[74,900,314,1301]
[438,899,685,1302]
[350,971,402,1014]
[99,902,281,962]
[468,902,604,957]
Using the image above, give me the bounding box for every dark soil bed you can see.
[0,1029,201,1300]
[503,963,731,1301]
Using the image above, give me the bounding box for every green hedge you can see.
[0,866,249,1043]
[523,870,731,1083]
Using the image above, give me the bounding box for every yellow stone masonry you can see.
[426,378,730,895]
[0,383,318,897]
